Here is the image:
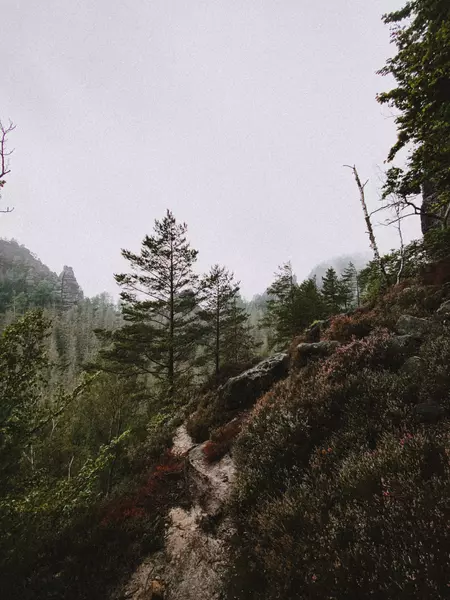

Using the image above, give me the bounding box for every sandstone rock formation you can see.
[293,340,340,368]
[396,314,430,338]
[59,265,83,309]
[217,352,289,410]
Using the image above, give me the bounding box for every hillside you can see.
[0,238,83,314]
[1,0,450,598]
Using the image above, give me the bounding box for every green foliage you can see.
[358,240,427,302]
[200,265,257,381]
[423,226,450,259]
[0,310,50,483]
[322,267,345,315]
[263,263,325,348]
[341,261,360,308]
[100,210,200,401]
[377,0,450,218]
[263,262,299,346]
[0,239,61,315]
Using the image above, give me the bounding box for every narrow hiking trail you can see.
[122,424,236,600]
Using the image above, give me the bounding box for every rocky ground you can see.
[121,425,236,600]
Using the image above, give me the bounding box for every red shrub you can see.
[101,450,184,526]
[202,440,228,463]
[323,311,377,342]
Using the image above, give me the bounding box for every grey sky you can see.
[1,0,420,300]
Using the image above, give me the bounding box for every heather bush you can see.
[203,418,245,463]
[323,310,378,342]
[228,324,450,599]
[186,391,222,442]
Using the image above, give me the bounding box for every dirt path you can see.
[122,424,235,600]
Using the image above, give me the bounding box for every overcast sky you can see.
[1,0,420,300]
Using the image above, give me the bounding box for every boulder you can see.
[218,353,289,410]
[400,356,424,375]
[396,315,430,338]
[150,579,165,598]
[414,403,445,422]
[294,341,340,369]
[436,300,450,317]
[388,335,422,357]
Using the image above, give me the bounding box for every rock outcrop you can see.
[59,265,83,309]
[396,314,430,338]
[293,341,340,368]
[218,353,289,410]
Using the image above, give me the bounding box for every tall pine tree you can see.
[340,262,360,309]
[322,267,344,316]
[263,262,301,347]
[100,210,200,401]
[200,265,254,382]
[296,277,326,327]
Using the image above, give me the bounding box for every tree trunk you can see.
[346,165,389,286]
[169,236,174,399]
[215,287,220,384]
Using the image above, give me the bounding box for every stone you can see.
[388,335,422,357]
[59,265,83,309]
[218,353,289,410]
[151,579,165,598]
[396,315,430,338]
[294,341,340,369]
[414,403,445,422]
[400,356,424,375]
[436,300,450,316]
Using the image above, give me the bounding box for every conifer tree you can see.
[296,277,326,327]
[341,262,360,309]
[263,262,301,347]
[99,210,200,401]
[322,267,344,316]
[200,265,254,382]
[377,0,450,224]
[222,296,256,367]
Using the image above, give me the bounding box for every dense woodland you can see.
[1,1,450,598]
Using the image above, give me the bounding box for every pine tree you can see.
[377,0,450,222]
[99,210,200,401]
[322,267,344,316]
[263,262,301,347]
[341,262,360,309]
[296,277,326,327]
[222,296,256,368]
[200,265,254,382]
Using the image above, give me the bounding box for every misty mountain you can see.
[308,252,372,286]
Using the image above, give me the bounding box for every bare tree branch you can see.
[344,164,388,285]
[0,119,16,213]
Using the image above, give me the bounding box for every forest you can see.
[1,0,450,599]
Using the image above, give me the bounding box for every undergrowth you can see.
[226,311,450,599]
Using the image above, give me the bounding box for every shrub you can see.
[202,418,245,463]
[323,310,377,342]
[186,392,221,442]
[227,322,450,599]
[423,227,450,262]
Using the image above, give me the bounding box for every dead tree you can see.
[345,164,389,286]
[0,119,16,213]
